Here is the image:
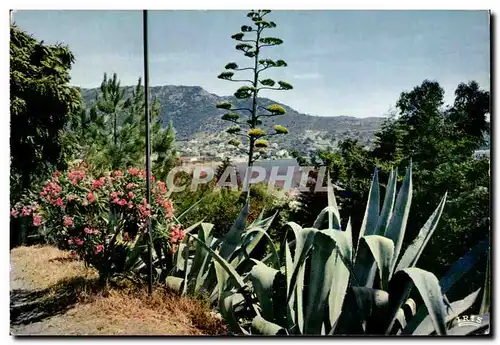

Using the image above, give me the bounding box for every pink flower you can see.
[163,199,174,219]
[128,191,135,199]
[68,239,74,245]
[10,208,18,217]
[157,181,167,193]
[84,227,92,234]
[128,167,139,176]
[138,205,151,219]
[63,216,73,227]
[91,178,105,189]
[110,192,118,200]
[75,238,84,246]
[55,197,64,207]
[117,199,127,206]
[33,215,42,226]
[95,244,104,254]
[170,225,185,244]
[126,183,136,190]
[21,207,32,217]
[87,192,95,203]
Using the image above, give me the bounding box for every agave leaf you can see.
[439,238,489,293]
[356,235,394,290]
[188,233,246,290]
[241,227,280,268]
[358,168,380,241]
[251,315,288,335]
[219,202,249,259]
[219,291,249,335]
[345,218,354,261]
[251,211,277,231]
[374,168,397,236]
[284,223,316,303]
[304,231,351,334]
[248,260,280,322]
[313,206,341,231]
[191,223,213,279]
[165,276,184,293]
[194,250,213,294]
[214,261,230,297]
[334,286,389,335]
[384,162,412,274]
[295,261,306,334]
[122,234,147,272]
[396,193,447,271]
[313,173,341,231]
[403,298,417,318]
[387,267,447,335]
[181,241,190,295]
[327,241,351,332]
[413,289,481,335]
[175,242,188,271]
[284,240,296,326]
[479,248,491,314]
[394,308,408,332]
[402,240,490,335]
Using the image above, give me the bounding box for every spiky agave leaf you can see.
[396,192,447,271]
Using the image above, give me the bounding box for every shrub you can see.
[11,160,182,281]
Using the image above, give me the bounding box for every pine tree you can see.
[216,10,293,169]
[67,74,177,177]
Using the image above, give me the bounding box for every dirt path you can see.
[10,245,226,336]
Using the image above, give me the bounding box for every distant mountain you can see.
[80,85,386,154]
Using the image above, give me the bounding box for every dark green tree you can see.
[215,9,293,168]
[10,25,82,201]
[66,74,177,177]
[97,73,125,147]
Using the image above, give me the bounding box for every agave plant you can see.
[164,203,279,304]
[167,162,490,336]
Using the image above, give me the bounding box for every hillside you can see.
[80,85,386,156]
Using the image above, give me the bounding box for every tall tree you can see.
[446,81,490,148]
[67,74,177,178]
[97,73,125,147]
[10,25,82,200]
[215,9,293,168]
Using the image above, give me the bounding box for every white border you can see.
[2,1,498,345]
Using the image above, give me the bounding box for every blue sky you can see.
[12,10,490,118]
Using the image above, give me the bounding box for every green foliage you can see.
[63,73,177,178]
[293,79,490,307]
[216,10,293,166]
[10,25,82,204]
[10,161,180,282]
[172,176,292,240]
[170,165,489,335]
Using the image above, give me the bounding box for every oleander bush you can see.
[10,160,183,282]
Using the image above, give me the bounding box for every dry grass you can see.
[10,244,97,291]
[10,245,227,336]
